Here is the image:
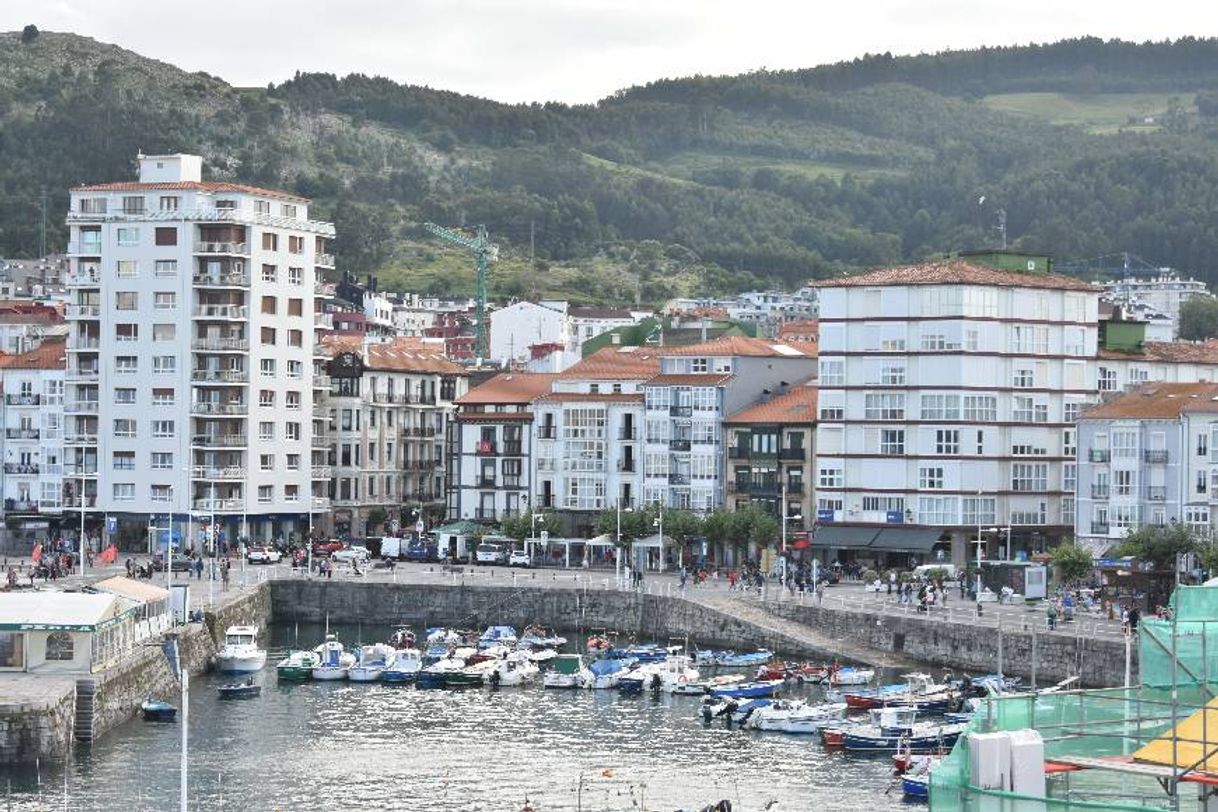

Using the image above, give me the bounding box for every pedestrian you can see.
[679,567,688,591]
[221,559,230,591]
[887,572,895,598]
[1128,606,1141,634]
[815,580,825,606]
[1046,600,1058,631]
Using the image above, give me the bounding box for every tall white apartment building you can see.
[64,153,335,546]
[814,256,1102,565]
[1103,272,1211,338]
[0,338,66,544]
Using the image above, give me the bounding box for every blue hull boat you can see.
[842,727,963,753]
[902,774,929,799]
[709,679,783,699]
[716,651,773,668]
[416,670,450,689]
[605,644,670,663]
[217,682,261,700]
[141,700,177,722]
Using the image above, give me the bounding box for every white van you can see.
[913,563,958,580]
[380,536,402,560]
[475,542,507,565]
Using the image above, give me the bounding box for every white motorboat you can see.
[619,654,700,694]
[745,700,848,733]
[671,673,746,696]
[312,634,356,681]
[216,625,267,674]
[348,643,395,682]
[383,649,423,683]
[581,657,635,689]
[484,653,540,687]
[543,654,589,689]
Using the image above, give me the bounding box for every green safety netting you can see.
[1140,586,1218,688]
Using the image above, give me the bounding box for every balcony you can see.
[314,281,336,297]
[1090,485,1110,499]
[475,441,497,456]
[617,459,636,472]
[66,305,100,318]
[316,253,335,268]
[779,447,806,461]
[503,441,523,456]
[3,463,39,475]
[733,477,779,494]
[192,434,247,448]
[190,402,248,416]
[65,464,98,476]
[669,438,691,452]
[728,446,750,460]
[62,496,98,509]
[65,401,99,414]
[65,269,101,286]
[4,394,39,406]
[192,466,246,480]
[1091,521,1110,534]
[1146,486,1167,502]
[192,338,249,352]
[69,337,100,351]
[313,374,331,389]
[311,496,331,510]
[4,428,39,440]
[668,473,691,485]
[193,241,249,255]
[618,426,637,441]
[312,435,332,448]
[539,426,557,440]
[193,272,250,288]
[66,367,99,382]
[192,498,245,512]
[311,465,332,479]
[191,368,248,384]
[474,508,497,521]
[1088,449,1110,463]
[64,433,98,445]
[670,405,693,418]
[193,305,248,320]
[1143,449,1169,464]
[315,312,334,330]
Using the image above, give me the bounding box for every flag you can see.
[161,638,181,682]
[98,544,117,565]
[31,542,41,564]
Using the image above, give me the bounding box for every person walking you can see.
[887,572,895,599]
[815,580,825,606]
[220,559,230,592]
[1046,600,1058,631]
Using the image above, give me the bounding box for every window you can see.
[963,395,997,422]
[152,420,175,438]
[115,291,138,310]
[154,292,176,310]
[121,195,145,214]
[288,298,303,317]
[288,267,303,285]
[1112,430,1138,459]
[151,452,173,470]
[285,485,299,502]
[287,360,303,378]
[113,483,135,501]
[261,327,276,345]
[1114,470,1135,496]
[864,393,905,420]
[113,419,136,437]
[115,323,138,342]
[1012,396,1048,424]
[286,454,300,470]
[819,468,842,488]
[1013,368,1035,388]
[919,467,944,489]
[285,392,301,410]
[79,197,107,214]
[1200,432,1210,458]
[261,264,278,283]
[1063,463,1076,494]
[116,260,138,279]
[1186,507,1211,533]
[1200,471,1209,495]
[288,235,304,253]
[283,203,299,218]
[880,363,905,385]
[1011,463,1048,492]
[260,454,274,471]
[285,422,299,441]
[153,356,176,374]
[215,199,236,210]
[154,260,177,277]
[1064,402,1083,424]
[820,406,844,421]
[880,429,905,456]
[151,324,175,343]
[151,485,173,503]
[159,196,179,211]
[1098,367,1118,392]
[114,388,136,405]
[260,359,276,378]
[261,296,277,315]
[935,429,959,455]
[45,632,74,662]
[1012,444,1047,456]
[115,356,137,374]
[918,496,958,525]
[258,485,273,504]
[154,227,177,246]
[691,358,708,373]
[112,451,135,470]
[862,496,905,512]
[921,394,960,420]
[151,388,174,406]
[262,233,279,251]
[819,360,844,385]
[259,422,274,441]
[255,200,271,215]
[116,228,139,246]
[288,329,303,348]
[259,389,277,408]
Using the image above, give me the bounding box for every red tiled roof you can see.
[533,393,644,404]
[71,180,309,203]
[1098,340,1218,365]
[658,336,809,358]
[557,346,661,380]
[456,373,558,405]
[319,336,463,374]
[645,373,735,386]
[0,338,66,371]
[1080,383,1218,420]
[725,385,818,424]
[777,319,818,341]
[813,260,1098,292]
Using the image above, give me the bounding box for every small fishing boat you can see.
[744,700,848,733]
[606,643,677,663]
[837,707,967,753]
[586,632,616,654]
[311,634,356,681]
[708,650,773,668]
[388,625,417,649]
[483,653,540,687]
[701,696,772,725]
[901,772,930,800]
[348,643,395,682]
[215,626,267,674]
[828,666,875,687]
[141,699,177,722]
[217,678,261,700]
[477,625,518,650]
[671,673,746,696]
[518,625,567,650]
[382,649,423,683]
[417,656,467,689]
[543,654,589,689]
[446,659,497,688]
[276,649,321,681]
[708,679,784,699]
[468,643,512,664]
[581,657,635,689]
[524,648,557,664]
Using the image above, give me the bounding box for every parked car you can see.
[508,549,531,568]
[405,539,437,562]
[475,542,507,565]
[332,545,371,565]
[246,545,282,565]
[312,540,345,558]
[151,554,193,573]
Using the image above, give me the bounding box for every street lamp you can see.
[616,497,633,585]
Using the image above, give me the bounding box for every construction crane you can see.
[423,222,497,361]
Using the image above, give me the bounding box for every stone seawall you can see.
[0,678,76,764]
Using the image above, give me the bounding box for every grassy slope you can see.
[981,92,1196,133]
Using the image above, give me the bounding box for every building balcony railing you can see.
[193,272,250,288]
[732,478,779,494]
[313,374,331,389]
[193,305,248,320]
[538,426,557,440]
[66,305,100,318]
[69,338,101,351]
[3,463,39,475]
[312,434,332,448]
[64,433,97,445]
[475,441,497,456]
[669,438,691,451]
[728,446,750,460]
[314,281,336,297]
[4,394,39,406]
[1088,449,1110,463]
[193,241,249,256]
[191,368,248,384]
[779,447,806,461]
[65,401,99,414]
[192,338,249,352]
[1146,486,1168,502]
[668,473,690,485]
[4,428,39,440]
[193,498,244,512]
[1090,485,1110,499]
[315,313,334,330]
[478,477,496,488]
[311,497,331,510]
[617,459,636,472]
[62,496,98,509]
[1091,521,1110,534]
[1143,449,1169,464]
[311,466,332,479]
[669,405,693,418]
[67,243,103,258]
[192,434,247,447]
[65,464,98,476]
[4,499,39,513]
[474,508,497,521]
[190,402,248,416]
[618,426,637,440]
[191,466,246,480]
[66,367,99,381]
[316,253,335,268]
[503,442,523,456]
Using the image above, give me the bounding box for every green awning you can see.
[870,527,946,552]
[432,520,484,535]
[812,526,881,549]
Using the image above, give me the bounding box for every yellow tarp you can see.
[1134,696,1218,772]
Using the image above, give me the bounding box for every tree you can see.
[366,508,387,533]
[1051,542,1094,585]
[20,25,38,44]
[499,510,561,542]
[594,505,652,546]
[1116,522,1198,571]
[1178,296,1218,341]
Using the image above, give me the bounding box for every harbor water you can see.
[1,623,910,811]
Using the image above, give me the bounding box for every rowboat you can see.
[276,649,320,681]
[708,679,784,699]
[141,699,177,722]
[217,679,261,700]
[744,700,848,734]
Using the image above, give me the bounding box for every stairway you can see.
[73,678,97,744]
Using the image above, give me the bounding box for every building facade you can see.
[0,338,66,543]
[724,384,817,528]
[64,153,335,545]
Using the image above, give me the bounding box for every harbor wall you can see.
[0,679,76,764]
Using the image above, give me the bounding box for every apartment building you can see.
[813,255,1103,565]
[531,347,660,535]
[322,337,466,537]
[64,153,335,545]
[1103,272,1211,338]
[1075,382,1218,552]
[449,373,557,523]
[641,336,817,514]
[0,338,66,543]
[724,383,816,527]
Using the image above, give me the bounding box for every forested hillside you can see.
[3,29,1218,302]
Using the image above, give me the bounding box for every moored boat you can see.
[217,678,261,700]
[388,625,417,649]
[477,625,518,650]
[215,626,267,674]
[701,695,772,725]
[312,634,356,681]
[276,649,320,681]
[580,657,635,689]
[671,673,745,696]
[543,654,589,689]
[708,679,784,699]
[349,643,395,682]
[417,656,467,689]
[744,700,848,734]
[382,649,423,683]
[141,699,177,721]
[483,653,540,687]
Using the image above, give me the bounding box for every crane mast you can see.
[423,223,497,361]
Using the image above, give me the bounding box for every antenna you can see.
[995,208,1007,250]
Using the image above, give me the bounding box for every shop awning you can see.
[870,527,946,553]
[812,526,880,549]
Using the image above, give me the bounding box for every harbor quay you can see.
[0,561,1132,764]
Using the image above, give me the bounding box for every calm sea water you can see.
[1,623,917,811]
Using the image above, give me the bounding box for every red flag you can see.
[99,545,118,565]
[31,542,42,564]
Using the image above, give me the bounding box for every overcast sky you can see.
[5,1,1218,103]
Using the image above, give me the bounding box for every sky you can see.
[5,0,1218,104]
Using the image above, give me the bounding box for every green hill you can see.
[4,29,1218,300]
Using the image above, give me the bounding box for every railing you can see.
[668,473,690,485]
[475,442,497,456]
[618,427,637,440]
[475,508,497,521]
[538,426,557,440]
[193,272,250,287]
[191,466,245,479]
[4,394,39,406]
[65,401,99,413]
[1091,521,1110,534]
[478,477,496,488]
[779,447,806,461]
[66,367,99,381]
[669,439,691,451]
[6,500,37,512]
[315,313,334,330]
[669,405,693,418]
[67,242,103,256]
[62,496,98,509]
[313,375,331,389]
[193,498,244,511]
[311,497,331,509]
[70,337,100,350]
[66,305,100,318]
[193,305,248,319]
[190,402,248,416]
[3,463,39,475]
[1146,486,1167,502]
[64,433,98,445]
[192,338,249,352]
[193,242,249,255]
[311,466,332,479]
[503,442,523,456]
[314,281,335,296]
[312,435,332,448]
[316,253,335,267]
[617,459,636,472]
[1143,449,1169,464]
[1088,449,1110,463]
[192,434,247,447]
[191,369,248,383]
[4,428,39,439]
[65,464,98,476]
